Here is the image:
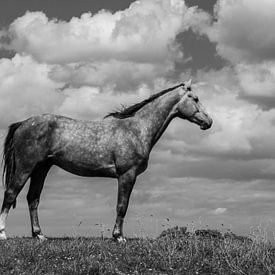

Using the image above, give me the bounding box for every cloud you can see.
[57,84,151,120]
[0,53,164,127]
[1,1,209,65]
[201,0,275,109]
[0,54,64,127]
[178,0,275,168]
[207,0,275,63]
[181,0,275,165]
[194,72,275,161]
[49,60,173,91]
[236,62,275,109]
[186,0,275,164]
[0,0,211,93]
[211,208,227,215]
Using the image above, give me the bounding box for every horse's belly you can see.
[51,140,117,177]
[53,156,117,178]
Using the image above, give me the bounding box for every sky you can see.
[0,0,275,239]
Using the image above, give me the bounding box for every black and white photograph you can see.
[0,0,275,274]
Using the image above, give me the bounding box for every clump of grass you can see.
[0,227,274,274]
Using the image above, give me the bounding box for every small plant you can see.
[158,225,188,239]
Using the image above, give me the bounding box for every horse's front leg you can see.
[113,169,136,242]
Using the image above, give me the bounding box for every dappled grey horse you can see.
[0,79,212,241]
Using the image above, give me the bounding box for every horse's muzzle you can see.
[200,117,213,130]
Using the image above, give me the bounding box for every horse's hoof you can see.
[0,230,7,240]
[36,234,47,241]
[115,236,127,243]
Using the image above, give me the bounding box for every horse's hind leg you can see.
[27,161,51,240]
[0,167,31,240]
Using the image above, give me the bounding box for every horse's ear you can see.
[185,79,192,88]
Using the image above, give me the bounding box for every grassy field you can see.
[0,226,274,274]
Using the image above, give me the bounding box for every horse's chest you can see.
[113,140,148,175]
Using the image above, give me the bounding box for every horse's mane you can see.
[105,83,184,119]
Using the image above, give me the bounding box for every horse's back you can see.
[12,113,112,161]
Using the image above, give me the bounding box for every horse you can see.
[0,79,212,242]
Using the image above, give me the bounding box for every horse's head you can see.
[176,79,212,130]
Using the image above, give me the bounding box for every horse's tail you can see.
[2,122,23,202]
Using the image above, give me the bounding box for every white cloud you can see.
[0,53,164,127]
[0,54,64,127]
[207,0,275,63]
[195,78,275,160]
[201,0,275,108]
[211,208,227,215]
[57,84,151,120]
[190,0,275,161]
[0,0,212,93]
[236,62,275,109]
[2,1,209,65]
[49,60,173,91]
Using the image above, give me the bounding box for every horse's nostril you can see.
[209,118,213,127]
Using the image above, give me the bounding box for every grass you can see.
[0,226,274,274]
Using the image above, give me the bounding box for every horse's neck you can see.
[136,89,181,153]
